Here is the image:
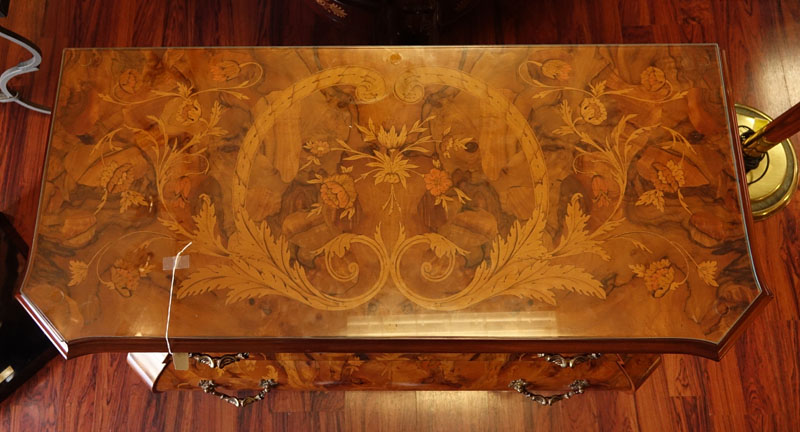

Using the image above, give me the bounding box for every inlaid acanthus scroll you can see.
[55,48,731,315]
[22,46,764,349]
[172,66,392,309]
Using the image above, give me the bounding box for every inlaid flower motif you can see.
[541,59,572,81]
[653,160,685,193]
[381,172,401,184]
[344,117,437,212]
[579,97,607,125]
[376,125,408,149]
[423,162,469,210]
[641,66,666,92]
[630,259,681,297]
[120,190,147,213]
[424,168,453,197]
[100,160,134,194]
[368,152,417,187]
[111,258,140,293]
[107,255,153,296]
[68,260,89,287]
[176,98,201,125]
[320,174,357,210]
[210,60,241,82]
[95,160,136,213]
[697,260,719,287]
[636,161,687,212]
[170,176,193,209]
[119,69,139,94]
[305,140,330,157]
[591,175,610,208]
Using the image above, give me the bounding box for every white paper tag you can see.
[172,352,189,371]
[162,255,190,271]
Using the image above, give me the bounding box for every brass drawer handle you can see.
[198,379,277,408]
[536,353,601,368]
[189,352,249,369]
[509,379,588,406]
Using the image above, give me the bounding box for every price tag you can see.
[172,352,189,371]
[162,255,190,270]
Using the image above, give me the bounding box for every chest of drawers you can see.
[18,45,767,405]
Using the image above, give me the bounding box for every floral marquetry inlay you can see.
[22,46,763,347]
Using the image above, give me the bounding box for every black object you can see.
[0,212,56,403]
[308,0,482,44]
[739,125,766,172]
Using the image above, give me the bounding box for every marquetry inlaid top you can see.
[20,45,765,357]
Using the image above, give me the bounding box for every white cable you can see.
[165,241,192,355]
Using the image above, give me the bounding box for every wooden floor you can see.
[1,0,799,430]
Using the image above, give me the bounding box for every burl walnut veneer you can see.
[17,45,767,402]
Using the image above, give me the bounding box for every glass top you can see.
[21,45,762,351]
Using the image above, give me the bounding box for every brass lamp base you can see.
[736,104,799,219]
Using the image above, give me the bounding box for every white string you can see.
[165,241,192,355]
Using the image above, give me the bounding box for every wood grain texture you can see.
[152,352,642,392]
[19,44,761,359]
[1,0,799,431]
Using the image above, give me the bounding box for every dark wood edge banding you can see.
[710,47,774,360]
[51,336,726,360]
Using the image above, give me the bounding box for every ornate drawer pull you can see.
[536,353,601,368]
[509,379,588,406]
[189,352,249,369]
[198,379,277,408]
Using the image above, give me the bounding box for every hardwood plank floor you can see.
[1,0,799,430]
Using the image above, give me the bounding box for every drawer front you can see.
[154,352,658,392]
